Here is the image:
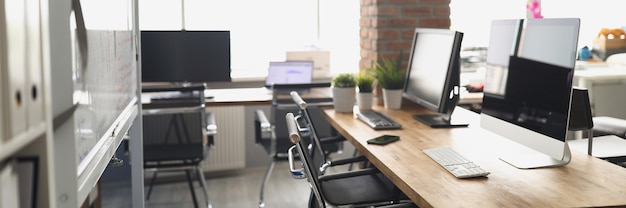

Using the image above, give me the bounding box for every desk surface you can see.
[204,87,333,106]
[322,100,626,208]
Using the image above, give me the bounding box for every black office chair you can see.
[254,83,343,208]
[286,112,414,208]
[142,84,212,208]
[289,91,369,174]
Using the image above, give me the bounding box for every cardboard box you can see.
[593,38,626,50]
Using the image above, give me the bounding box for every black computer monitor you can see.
[480,18,580,169]
[402,28,467,128]
[140,30,231,84]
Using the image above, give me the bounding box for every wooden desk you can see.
[322,100,626,208]
[205,87,332,106]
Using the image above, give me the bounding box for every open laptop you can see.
[265,61,314,93]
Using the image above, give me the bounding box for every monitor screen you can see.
[402,28,466,128]
[264,61,314,87]
[141,30,231,83]
[480,18,580,169]
[517,18,580,68]
[483,19,524,97]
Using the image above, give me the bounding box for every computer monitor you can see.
[264,61,314,88]
[141,30,232,84]
[402,28,467,128]
[480,18,580,169]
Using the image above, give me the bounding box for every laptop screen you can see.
[264,61,314,87]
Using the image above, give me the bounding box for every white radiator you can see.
[202,105,246,171]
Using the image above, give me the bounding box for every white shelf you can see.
[0,122,47,162]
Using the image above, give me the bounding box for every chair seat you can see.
[321,172,398,205]
[144,144,203,162]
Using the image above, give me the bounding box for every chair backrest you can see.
[569,87,593,131]
[286,112,327,208]
[142,85,207,167]
[267,83,335,155]
[290,91,333,167]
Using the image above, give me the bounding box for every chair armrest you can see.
[320,155,369,173]
[255,110,272,132]
[593,116,626,139]
[317,168,380,181]
[206,112,217,136]
[328,156,368,167]
[319,135,345,144]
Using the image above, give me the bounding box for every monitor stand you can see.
[499,142,572,169]
[413,114,468,128]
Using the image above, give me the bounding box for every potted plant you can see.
[368,57,406,109]
[331,73,356,113]
[355,73,374,110]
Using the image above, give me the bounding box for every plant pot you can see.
[356,92,373,110]
[332,87,356,113]
[373,86,384,106]
[382,89,402,109]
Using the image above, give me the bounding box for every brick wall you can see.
[359,0,451,70]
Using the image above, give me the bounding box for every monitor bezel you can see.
[402,28,465,128]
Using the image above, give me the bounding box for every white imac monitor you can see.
[480,18,580,169]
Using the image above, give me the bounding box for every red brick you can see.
[378,5,400,16]
[378,29,400,39]
[386,0,420,4]
[418,18,450,28]
[402,6,432,16]
[418,0,450,4]
[386,40,413,50]
[434,6,450,16]
[401,29,417,39]
[386,18,419,28]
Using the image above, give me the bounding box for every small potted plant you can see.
[331,73,356,113]
[355,73,374,110]
[368,57,406,109]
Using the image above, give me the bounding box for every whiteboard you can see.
[74,30,137,164]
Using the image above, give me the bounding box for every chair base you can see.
[144,165,211,208]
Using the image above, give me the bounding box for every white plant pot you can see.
[382,89,403,109]
[356,92,373,111]
[332,87,356,113]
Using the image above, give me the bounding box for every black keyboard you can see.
[356,111,402,130]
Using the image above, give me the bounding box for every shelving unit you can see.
[2,0,143,207]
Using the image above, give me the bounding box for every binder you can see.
[25,0,44,128]
[0,161,19,208]
[4,0,28,137]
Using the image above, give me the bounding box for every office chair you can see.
[254,83,343,208]
[142,84,213,208]
[289,91,369,174]
[286,113,415,208]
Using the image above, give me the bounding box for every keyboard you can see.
[356,111,402,130]
[423,147,490,178]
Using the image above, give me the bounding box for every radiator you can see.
[202,105,246,171]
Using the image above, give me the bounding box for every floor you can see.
[101,161,349,208]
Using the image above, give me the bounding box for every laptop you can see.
[264,61,314,93]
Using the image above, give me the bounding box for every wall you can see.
[359,0,451,70]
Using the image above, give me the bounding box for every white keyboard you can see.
[423,147,490,178]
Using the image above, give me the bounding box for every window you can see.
[138,0,360,81]
[450,0,626,51]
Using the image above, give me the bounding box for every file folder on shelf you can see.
[4,0,28,137]
[25,0,44,129]
[0,160,19,208]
